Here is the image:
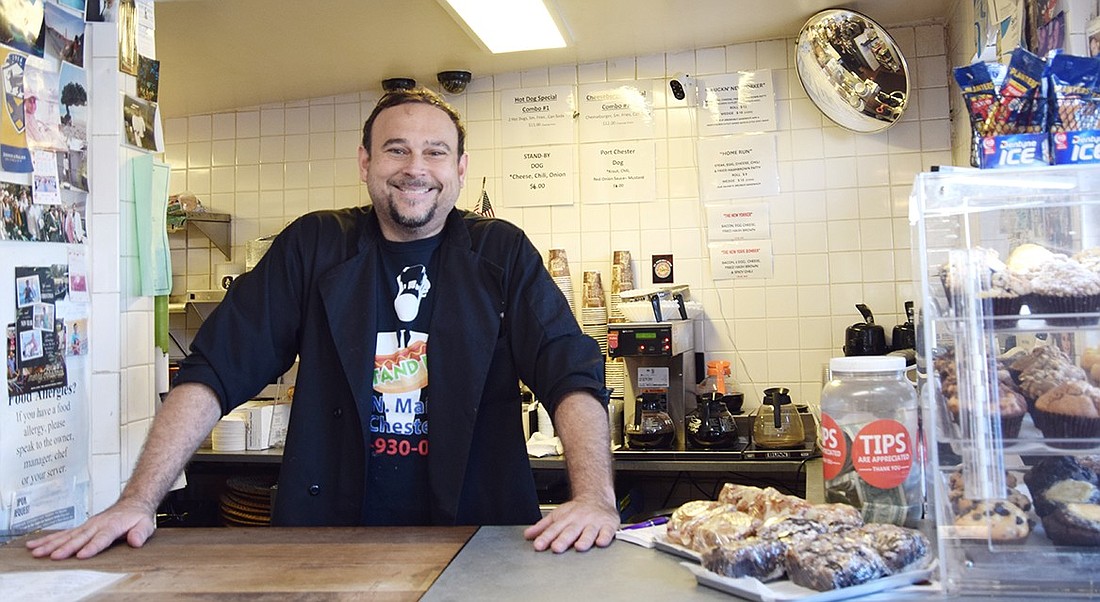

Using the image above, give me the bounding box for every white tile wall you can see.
[87,21,159,514]
[164,25,956,410]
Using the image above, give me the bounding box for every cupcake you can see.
[945,378,1027,439]
[940,247,1029,325]
[1026,255,1100,326]
[1032,381,1100,447]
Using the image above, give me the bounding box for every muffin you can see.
[1010,345,1088,408]
[1042,502,1100,546]
[1082,347,1100,387]
[945,385,1027,439]
[940,247,1030,324]
[952,500,1031,543]
[1025,255,1100,326]
[1032,381,1100,446]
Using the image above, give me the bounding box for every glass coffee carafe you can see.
[751,387,805,449]
[625,392,675,450]
[686,393,738,450]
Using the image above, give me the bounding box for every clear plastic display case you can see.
[911,165,1100,597]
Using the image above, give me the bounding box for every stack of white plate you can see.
[605,358,625,398]
[581,306,609,356]
[211,415,247,452]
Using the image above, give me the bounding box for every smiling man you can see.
[27,88,618,561]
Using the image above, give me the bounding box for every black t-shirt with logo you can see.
[363,233,441,525]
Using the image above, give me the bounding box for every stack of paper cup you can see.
[581,271,608,356]
[547,249,575,317]
[211,415,247,452]
[605,357,625,399]
[609,250,635,323]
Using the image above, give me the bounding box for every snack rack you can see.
[912,164,1100,597]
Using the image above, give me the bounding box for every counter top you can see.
[423,525,730,601]
[2,526,474,600]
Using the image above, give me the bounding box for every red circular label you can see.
[851,419,912,489]
[820,413,846,481]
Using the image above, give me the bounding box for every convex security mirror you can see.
[795,9,909,133]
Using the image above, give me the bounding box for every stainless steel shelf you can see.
[169,211,232,259]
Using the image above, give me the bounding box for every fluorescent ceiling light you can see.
[441,0,567,54]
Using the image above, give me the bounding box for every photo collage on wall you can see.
[8,264,77,396]
[120,0,160,152]
[0,0,90,245]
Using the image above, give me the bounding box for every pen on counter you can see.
[621,516,669,530]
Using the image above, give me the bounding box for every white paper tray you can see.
[685,562,937,602]
[652,534,702,562]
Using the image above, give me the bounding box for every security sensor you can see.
[669,72,699,104]
[437,70,472,95]
[382,77,417,93]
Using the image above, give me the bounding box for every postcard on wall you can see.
[500,145,574,207]
[697,133,780,201]
[86,0,118,22]
[122,93,157,151]
[13,265,67,390]
[0,0,45,58]
[137,55,158,102]
[500,85,576,148]
[56,149,87,192]
[1,50,34,174]
[23,61,67,152]
[30,148,60,205]
[43,1,85,68]
[58,62,87,152]
[117,0,137,75]
[577,81,655,143]
[697,70,776,136]
[578,140,656,204]
[66,248,87,303]
[708,240,774,280]
[705,202,771,241]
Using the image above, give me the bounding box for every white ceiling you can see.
[152,0,951,118]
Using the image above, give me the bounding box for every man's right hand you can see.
[25,499,157,560]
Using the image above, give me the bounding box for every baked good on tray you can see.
[701,537,788,581]
[1032,380,1100,445]
[1010,345,1088,407]
[784,532,890,591]
[939,246,1031,321]
[1024,456,1100,518]
[690,510,761,552]
[952,501,1032,543]
[1024,253,1100,325]
[668,485,931,591]
[1042,502,1100,545]
[1083,347,1100,387]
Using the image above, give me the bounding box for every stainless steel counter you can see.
[422,525,731,601]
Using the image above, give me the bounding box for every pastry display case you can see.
[912,164,1100,597]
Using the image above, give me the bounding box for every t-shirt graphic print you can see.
[366,236,439,525]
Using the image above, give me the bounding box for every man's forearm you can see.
[552,391,616,507]
[118,382,223,513]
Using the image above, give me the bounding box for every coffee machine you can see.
[607,320,695,450]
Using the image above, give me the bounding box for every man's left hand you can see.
[523,496,619,553]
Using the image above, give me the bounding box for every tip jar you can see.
[819,356,923,527]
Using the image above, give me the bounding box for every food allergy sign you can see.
[577,81,655,143]
[502,146,574,207]
[698,70,776,135]
[578,140,655,203]
[698,133,779,201]
[708,240,774,280]
[501,85,575,148]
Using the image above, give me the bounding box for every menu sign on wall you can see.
[705,203,770,240]
[698,133,779,201]
[698,70,777,135]
[501,146,575,207]
[578,140,656,203]
[577,82,655,143]
[500,85,576,148]
[708,240,774,280]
